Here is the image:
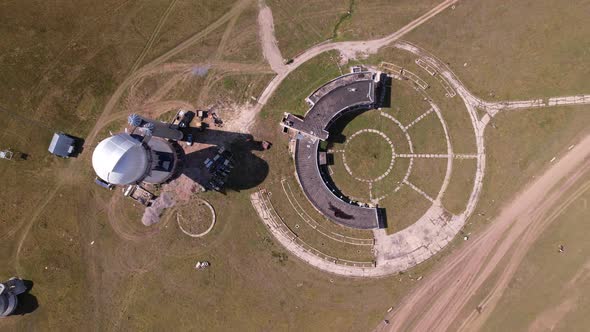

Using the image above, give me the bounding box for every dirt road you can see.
[257,4,286,74]
[255,0,460,110]
[376,134,590,332]
[85,0,253,147]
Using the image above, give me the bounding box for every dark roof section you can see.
[294,136,380,229]
[282,72,375,140]
[283,71,386,230]
[48,133,76,158]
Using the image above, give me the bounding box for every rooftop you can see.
[48,133,76,158]
[282,72,375,140]
[294,135,382,229]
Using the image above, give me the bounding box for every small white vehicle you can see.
[195,261,210,270]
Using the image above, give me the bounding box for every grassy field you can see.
[138,0,235,66]
[463,105,590,235]
[478,177,590,331]
[266,0,349,59]
[263,51,343,117]
[406,0,590,100]
[442,159,477,215]
[408,158,447,200]
[207,73,275,106]
[407,114,448,154]
[383,80,432,126]
[337,0,439,41]
[3,0,590,331]
[380,185,433,234]
[267,0,441,59]
[345,131,393,180]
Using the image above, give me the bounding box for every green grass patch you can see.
[380,184,432,234]
[406,0,590,100]
[264,51,342,117]
[442,159,477,215]
[407,113,448,154]
[344,131,393,179]
[384,80,432,126]
[408,157,447,200]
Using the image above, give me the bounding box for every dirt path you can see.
[457,179,590,332]
[196,5,244,104]
[257,3,286,74]
[13,185,63,274]
[85,0,253,148]
[128,0,179,75]
[376,134,590,332]
[254,0,460,112]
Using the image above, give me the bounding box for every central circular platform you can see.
[342,129,395,183]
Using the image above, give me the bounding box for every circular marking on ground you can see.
[342,129,395,182]
[374,112,416,201]
[177,198,216,238]
[255,43,486,277]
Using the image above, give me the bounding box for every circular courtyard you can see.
[257,43,486,277]
[322,77,461,233]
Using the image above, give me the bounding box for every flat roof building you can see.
[280,71,387,230]
[48,132,76,158]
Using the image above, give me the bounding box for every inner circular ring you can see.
[342,129,395,183]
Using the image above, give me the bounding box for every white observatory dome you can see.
[92,133,149,185]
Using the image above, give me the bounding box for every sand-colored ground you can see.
[377,134,590,331]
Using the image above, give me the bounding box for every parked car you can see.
[186,133,193,146]
[179,111,195,128]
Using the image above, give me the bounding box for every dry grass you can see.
[267,0,441,59]
[407,114,448,154]
[337,0,440,41]
[409,158,447,200]
[380,185,433,234]
[442,159,477,215]
[406,0,590,100]
[3,1,590,331]
[383,80,432,126]
[479,181,590,331]
[266,0,349,59]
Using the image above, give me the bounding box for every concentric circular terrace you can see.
[253,42,487,277]
[342,129,395,183]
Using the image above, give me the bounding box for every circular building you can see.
[92,133,179,185]
[0,277,26,317]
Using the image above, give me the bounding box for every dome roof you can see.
[92,133,149,185]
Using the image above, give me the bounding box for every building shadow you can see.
[71,135,86,157]
[180,128,269,192]
[376,73,392,108]
[12,280,38,316]
[326,108,373,145]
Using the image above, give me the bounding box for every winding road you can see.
[255,0,462,112]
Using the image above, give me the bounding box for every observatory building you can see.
[0,277,26,317]
[92,132,180,186]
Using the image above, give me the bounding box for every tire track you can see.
[377,134,590,332]
[128,0,179,75]
[197,6,244,104]
[459,178,590,331]
[85,0,253,148]
[14,184,63,274]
